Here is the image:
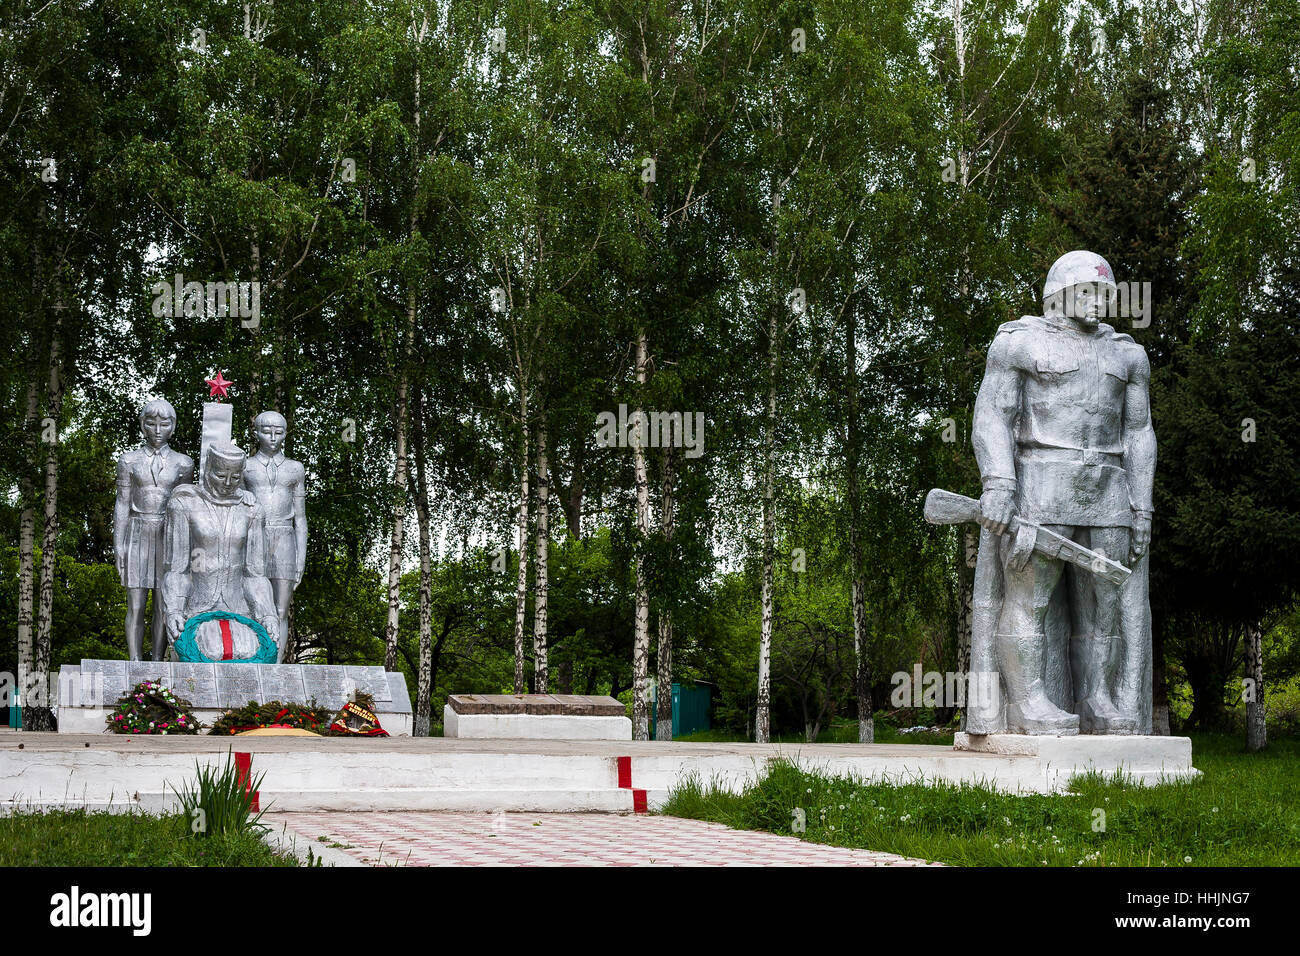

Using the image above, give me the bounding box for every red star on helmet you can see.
[1095,263,1113,279]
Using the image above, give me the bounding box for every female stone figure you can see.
[162,442,279,654]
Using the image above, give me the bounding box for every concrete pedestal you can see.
[55,660,412,736]
[2,736,1202,814]
[443,694,631,740]
[953,732,1199,788]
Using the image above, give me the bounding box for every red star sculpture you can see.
[1096,263,1113,280]
[205,371,233,400]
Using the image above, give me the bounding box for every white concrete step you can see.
[7,787,637,814]
[1,734,1200,814]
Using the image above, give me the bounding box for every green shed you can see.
[650,682,711,738]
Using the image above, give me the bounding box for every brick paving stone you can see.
[266,811,945,867]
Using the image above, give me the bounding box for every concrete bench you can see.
[443,694,631,740]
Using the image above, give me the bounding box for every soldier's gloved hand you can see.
[978,488,1017,536]
[1131,511,1152,562]
[166,613,186,640]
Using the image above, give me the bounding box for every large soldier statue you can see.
[926,250,1156,735]
[114,399,195,661]
[241,410,307,662]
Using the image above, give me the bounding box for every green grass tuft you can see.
[171,749,267,839]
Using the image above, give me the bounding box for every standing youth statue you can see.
[241,411,307,662]
[114,399,195,661]
[925,251,1156,735]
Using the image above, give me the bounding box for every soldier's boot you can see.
[1075,635,1136,735]
[1000,632,1080,735]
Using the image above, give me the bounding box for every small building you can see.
[650,682,712,738]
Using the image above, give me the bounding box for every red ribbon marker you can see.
[616,756,647,814]
[233,751,260,812]
[218,618,234,660]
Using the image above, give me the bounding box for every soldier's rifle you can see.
[923,488,1132,587]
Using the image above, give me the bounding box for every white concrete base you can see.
[55,705,412,738]
[443,705,631,740]
[0,735,1201,815]
[953,733,1200,789]
[56,662,413,735]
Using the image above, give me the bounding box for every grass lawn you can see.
[0,809,298,866]
[661,732,1300,866]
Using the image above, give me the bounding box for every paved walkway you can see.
[266,811,944,867]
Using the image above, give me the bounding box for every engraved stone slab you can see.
[260,664,307,703]
[301,665,348,709]
[375,672,412,714]
[80,659,129,705]
[128,660,172,690]
[56,665,81,707]
[170,662,219,709]
[343,665,391,701]
[216,663,264,709]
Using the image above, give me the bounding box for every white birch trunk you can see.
[412,394,433,736]
[533,416,550,693]
[955,526,976,728]
[655,446,676,741]
[31,308,63,731]
[632,330,651,740]
[16,375,39,716]
[756,306,777,744]
[513,412,530,695]
[1245,621,1266,752]
[384,42,423,674]
[846,301,873,742]
[384,293,413,673]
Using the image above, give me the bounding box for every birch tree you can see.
[471,0,622,692]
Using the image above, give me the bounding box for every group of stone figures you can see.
[112,250,1153,736]
[114,407,306,663]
